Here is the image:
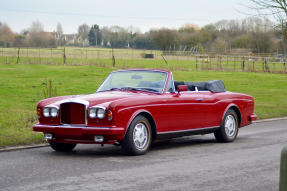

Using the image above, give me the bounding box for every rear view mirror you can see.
[131,74,142,80]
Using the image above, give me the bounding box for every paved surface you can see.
[0,120,286,191]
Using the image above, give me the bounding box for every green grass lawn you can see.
[0,63,287,147]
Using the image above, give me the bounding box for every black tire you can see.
[122,115,152,155]
[49,142,77,152]
[214,109,239,143]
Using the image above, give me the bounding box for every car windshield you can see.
[97,70,168,93]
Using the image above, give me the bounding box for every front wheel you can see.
[214,109,239,142]
[122,115,152,155]
[49,142,77,152]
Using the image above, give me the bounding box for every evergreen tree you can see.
[88,24,102,46]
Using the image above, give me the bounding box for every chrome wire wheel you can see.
[133,122,148,150]
[224,114,236,137]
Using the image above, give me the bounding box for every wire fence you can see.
[0,47,286,73]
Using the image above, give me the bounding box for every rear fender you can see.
[222,104,242,127]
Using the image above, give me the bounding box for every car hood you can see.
[39,91,151,108]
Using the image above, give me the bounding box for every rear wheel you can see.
[122,115,152,155]
[214,109,239,142]
[49,142,77,152]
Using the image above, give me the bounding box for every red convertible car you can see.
[33,69,257,155]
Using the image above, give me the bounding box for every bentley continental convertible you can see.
[33,69,257,155]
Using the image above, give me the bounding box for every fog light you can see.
[94,136,104,143]
[44,133,53,140]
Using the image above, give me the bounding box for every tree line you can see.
[0,17,286,54]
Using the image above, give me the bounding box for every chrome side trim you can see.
[118,98,252,113]
[157,126,219,135]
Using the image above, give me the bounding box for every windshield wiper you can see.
[105,87,159,93]
[109,88,121,91]
[120,87,159,93]
[135,87,159,93]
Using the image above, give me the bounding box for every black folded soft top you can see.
[174,80,226,93]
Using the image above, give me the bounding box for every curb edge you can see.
[0,143,48,153]
[253,117,287,123]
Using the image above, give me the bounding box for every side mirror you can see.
[177,85,188,94]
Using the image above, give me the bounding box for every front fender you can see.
[115,108,157,139]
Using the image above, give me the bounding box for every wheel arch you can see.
[125,110,157,141]
[223,104,242,127]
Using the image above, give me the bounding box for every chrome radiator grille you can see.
[60,102,86,125]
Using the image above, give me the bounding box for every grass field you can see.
[0,63,287,147]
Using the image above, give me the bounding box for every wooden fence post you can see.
[283,59,286,73]
[265,58,270,72]
[16,48,20,64]
[280,146,287,191]
[63,47,66,65]
[112,48,116,67]
[242,56,245,72]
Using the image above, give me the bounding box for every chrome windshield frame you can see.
[96,70,169,94]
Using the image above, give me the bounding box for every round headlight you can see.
[88,108,97,118]
[43,108,50,117]
[50,107,58,118]
[96,108,105,119]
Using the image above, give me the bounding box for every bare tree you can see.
[28,21,44,33]
[77,24,90,46]
[0,22,15,47]
[26,21,56,47]
[151,28,179,51]
[56,23,63,35]
[250,0,287,18]
[56,23,64,46]
[179,23,200,33]
[250,0,287,52]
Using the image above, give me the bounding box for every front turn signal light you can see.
[107,110,113,121]
[37,108,41,118]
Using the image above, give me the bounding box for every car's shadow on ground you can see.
[44,135,221,158]
[150,136,217,151]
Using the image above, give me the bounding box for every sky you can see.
[0,0,258,34]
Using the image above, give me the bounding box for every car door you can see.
[165,91,218,131]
